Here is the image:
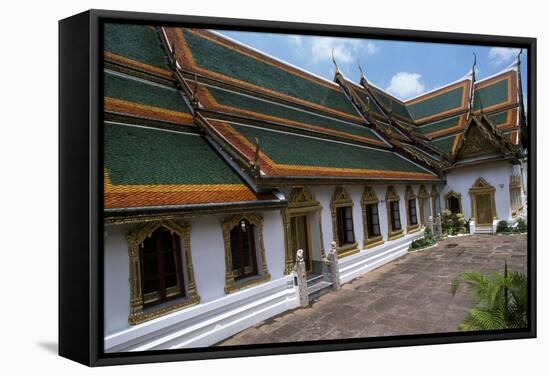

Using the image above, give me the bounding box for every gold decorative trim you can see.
[337,244,360,259]
[509,175,523,217]
[330,186,358,257]
[385,186,404,239]
[222,213,270,293]
[282,187,322,274]
[469,177,497,225]
[361,186,385,249]
[418,185,430,225]
[444,190,463,213]
[364,237,384,249]
[125,220,200,325]
[223,274,271,294]
[405,185,420,232]
[388,231,405,241]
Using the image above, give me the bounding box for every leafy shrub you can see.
[454,213,468,234]
[496,219,527,234]
[516,218,527,233]
[496,220,510,233]
[451,263,527,330]
[410,228,436,250]
[442,209,453,235]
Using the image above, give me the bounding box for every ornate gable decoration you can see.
[456,123,499,159]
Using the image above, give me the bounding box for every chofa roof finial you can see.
[468,52,478,116]
[331,49,340,76]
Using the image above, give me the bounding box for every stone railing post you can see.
[326,241,340,291]
[295,249,309,307]
[434,213,442,240]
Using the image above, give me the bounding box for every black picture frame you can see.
[59,8,537,367]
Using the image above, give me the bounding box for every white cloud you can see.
[288,35,303,47]
[489,47,520,66]
[386,72,426,100]
[308,36,378,64]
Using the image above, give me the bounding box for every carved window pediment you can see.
[419,185,429,199]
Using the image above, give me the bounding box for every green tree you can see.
[451,262,528,331]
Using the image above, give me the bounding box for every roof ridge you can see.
[207,29,341,88]
[405,77,471,103]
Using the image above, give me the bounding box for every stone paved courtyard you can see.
[217,234,527,346]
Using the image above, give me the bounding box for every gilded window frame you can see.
[222,213,270,293]
[330,186,358,258]
[282,187,323,275]
[444,190,463,214]
[405,186,421,233]
[417,185,430,226]
[125,220,200,325]
[361,186,384,249]
[386,185,404,240]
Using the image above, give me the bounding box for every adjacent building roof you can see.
[102,23,526,213]
[104,122,260,209]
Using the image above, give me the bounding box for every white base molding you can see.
[104,276,298,352]
[338,230,424,285]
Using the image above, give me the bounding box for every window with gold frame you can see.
[330,186,358,257]
[386,186,404,240]
[125,220,200,325]
[222,213,270,294]
[405,186,420,233]
[361,186,384,249]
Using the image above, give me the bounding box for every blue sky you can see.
[216,30,528,103]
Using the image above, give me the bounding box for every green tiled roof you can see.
[104,122,242,185]
[104,72,189,113]
[230,123,426,173]
[487,110,509,126]
[183,30,358,117]
[104,23,170,70]
[473,79,509,110]
[206,85,380,141]
[417,116,461,135]
[431,136,455,155]
[407,86,464,120]
[370,87,413,120]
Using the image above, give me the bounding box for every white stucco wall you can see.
[103,225,131,336]
[443,161,515,221]
[104,209,287,337]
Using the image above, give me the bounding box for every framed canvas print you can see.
[59,9,536,366]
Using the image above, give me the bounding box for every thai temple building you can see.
[102,24,528,351]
